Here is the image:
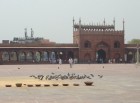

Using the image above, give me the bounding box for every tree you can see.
[128,39,140,44]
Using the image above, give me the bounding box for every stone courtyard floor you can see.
[0,64,140,103]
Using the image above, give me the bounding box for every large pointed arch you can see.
[96,41,109,63]
[96,41,109,48]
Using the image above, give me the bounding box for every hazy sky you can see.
[0,0,139,43]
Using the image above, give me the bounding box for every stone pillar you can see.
[124,53,127,63]
[136,44,139,64]
[0,51,2,62]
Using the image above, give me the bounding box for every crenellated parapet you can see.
[74,24,115,31]
[73,18,125,35]
[79,29,124,35]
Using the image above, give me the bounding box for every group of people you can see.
[108,58,123,63]
[58,57,74,68]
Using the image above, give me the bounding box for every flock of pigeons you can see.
[18,66,104,81]
[29,73,103,80]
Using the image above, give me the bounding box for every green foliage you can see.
[128,39,140,44]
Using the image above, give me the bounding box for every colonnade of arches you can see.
[83,50,140,63]
[1,50,75,63]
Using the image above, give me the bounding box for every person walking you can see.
[68,58,73,68]
[59,58,62,65]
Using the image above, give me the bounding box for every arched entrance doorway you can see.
[97,49,106,63]
[96,41,109,63]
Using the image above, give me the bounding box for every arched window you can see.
[18,52,26,62]
[42,51,49,61]
[49,51,56,63]
[2,52,9,61]
[34,51,41,62]
[84,41,91,48]
[49,52,55,60]
[26,52,33,62]
[114,41,120,48]
[10,51,17,61]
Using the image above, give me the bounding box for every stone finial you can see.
[31,28,34,38]
[25,28,27,39]
[113,18,115,30]
[103,18,105,25]
[123,18,125,31]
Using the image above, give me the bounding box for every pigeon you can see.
[51,72,55,74]
[90,74,94,77]
[98,75,103,78]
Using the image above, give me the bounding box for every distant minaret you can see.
[25,28,27,39]
[73,17,75,33]
[103,18,105,25]
[123,18,125,32]
[79,18,81,30]
[31,28,34,38]
[113,18,115,30]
